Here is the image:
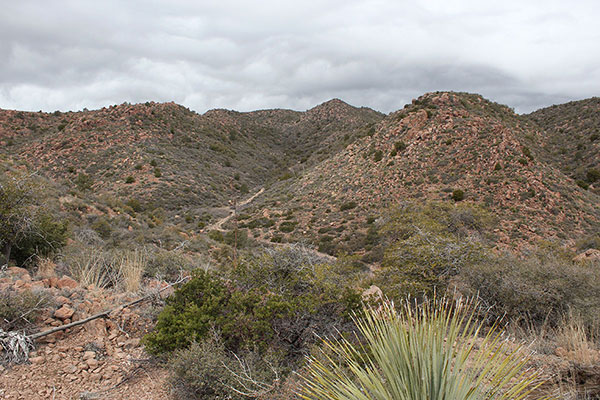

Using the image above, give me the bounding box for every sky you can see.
[1,0,599,114]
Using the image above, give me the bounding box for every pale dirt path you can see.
[205,188,265,231]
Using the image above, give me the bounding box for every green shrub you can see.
[375,202,491,299]
[451,189,465,201]
[207,230,224,243]
[13,212,69,266]
[373,150,383,162]
[224,229,248,248]
[239,183,249,194]
[278,221,297,233]
[142,270,292,354]
[153,168,162,178]
[91,217,112,239]
[0,289,53,331]
[340,201,357,211]
[576,179,589,190]
[586,168,600,183]
[125,176,135,184]
[394,141,407,152]
[75,173,93,191]
[150,159,158,167]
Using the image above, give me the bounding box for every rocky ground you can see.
[0,267,172,399]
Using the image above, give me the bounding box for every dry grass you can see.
[556,313,599,365]
[36,257,56,279]
[117,250,145,293]
[64,248,111,289]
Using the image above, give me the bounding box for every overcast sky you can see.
[1,0,599,114]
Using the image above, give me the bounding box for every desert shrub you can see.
[587,168,600,183]
[576,179,589,190]
[153,167,162,177]
[144,247,362,360]
[142,270,291,354]
[169,334,281,400]
[0,289,53,331]
[394,141,407,152]
[207,230,224,243]
[374,202,490,299]
[458,250,600,329]
[239,183,249,194]
[451,189,465,201]
[224,229,248,248]
[91,217,112,240]
[373,150,383,162]
[125,176,135,184]
[576,235,600,251]
[12,212,69,266]
[278,221,297,233]
[125,198,143,212]
[75,173,93,191]
[340,201,357,211]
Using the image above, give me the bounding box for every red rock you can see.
[56,276,78,289]
[7,266,29,276]
[54,305,75,320]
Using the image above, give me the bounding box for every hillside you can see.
[237,92,600,256]
[527,97,600,194]
[0,100,382,212]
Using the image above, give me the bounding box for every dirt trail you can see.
[205,188,265,231]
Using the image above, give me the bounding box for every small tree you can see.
[0,173,67,267]
[0,174,36,266]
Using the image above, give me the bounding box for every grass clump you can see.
[301,297,546,400]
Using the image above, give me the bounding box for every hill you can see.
[237,92,600,256]
[527,97,600,194]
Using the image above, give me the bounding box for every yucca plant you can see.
[300,297,550,400]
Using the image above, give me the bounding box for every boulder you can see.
[54,305,75,321]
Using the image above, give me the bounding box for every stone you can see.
[30,356,45,364]
[56,276,78,289]
[54,305,75,321]
[7,266,29,277]
[55,296,71,305]
[83,351,96,360]
[86,358,99,369]
[573,249,600,263]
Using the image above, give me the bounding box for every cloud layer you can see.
[1,0,599,114]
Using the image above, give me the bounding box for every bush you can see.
[12,212,69,266]
[394,141,407,152]
[169,334,281,400]
[451,189,465,201]
[142,270,292,354]
[457,250,600,329]
[125,176,135,184]
[75,173,93,191]
[373,150,383,162]
[587,168,600,183]
[374,201,491,299]
[339,201,357,211]
[576,179,589,190]
[0,289,53,331]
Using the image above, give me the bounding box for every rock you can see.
[56,276,78,289]
[123,338,140,349]
[55,296,71,305]
[30,356,45,364]
[83,351,96,360]
[362,285,383,300]
[573,249,600,263]
[7,266,29,277]
[54,305,75,321]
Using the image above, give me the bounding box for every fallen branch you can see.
[31,276,188,340]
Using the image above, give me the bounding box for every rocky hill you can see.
[237,92,600,254]
[527,97,600,194]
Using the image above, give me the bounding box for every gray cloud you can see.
[1,0,599,114]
